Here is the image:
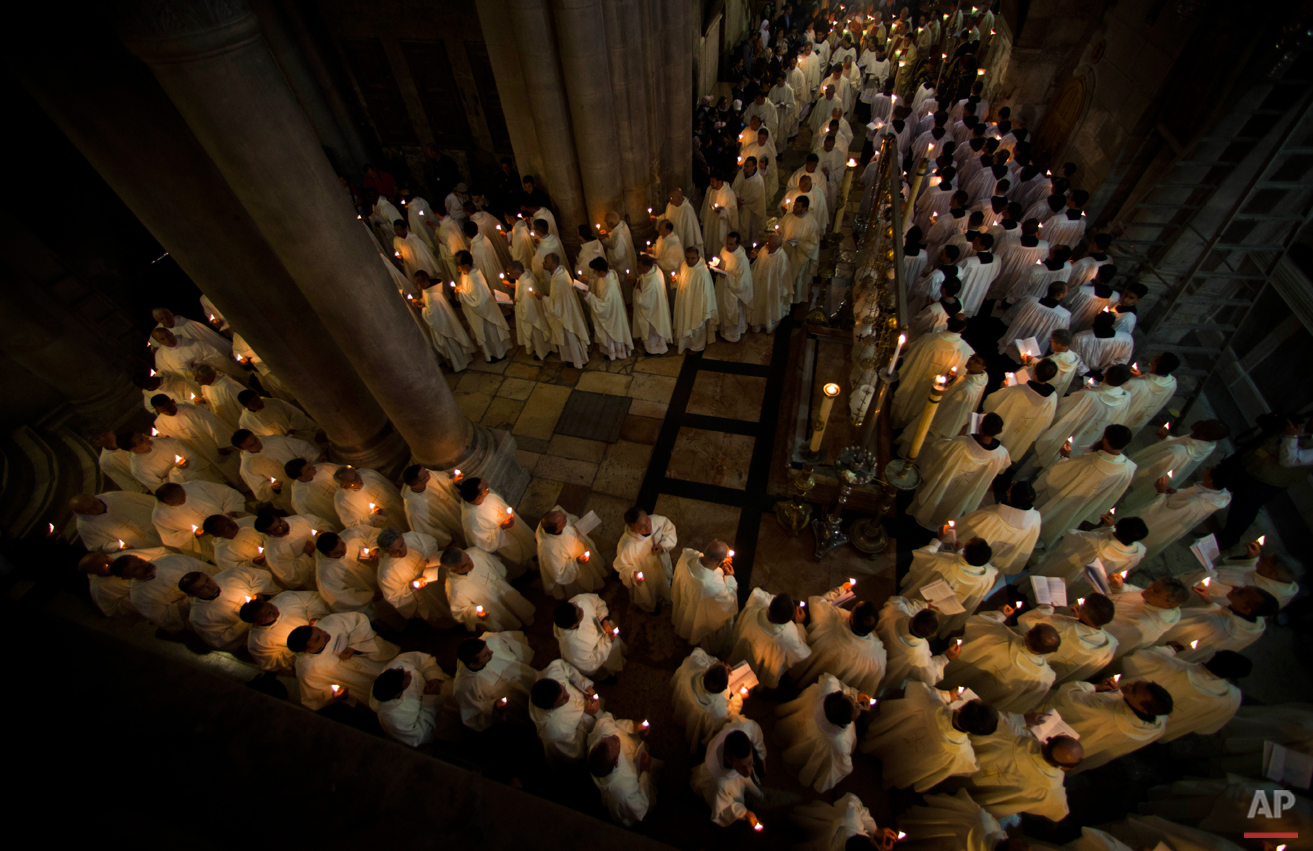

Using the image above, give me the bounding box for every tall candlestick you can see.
[888,333,906,371]
[905,375,949,462]
[810,383,842,452]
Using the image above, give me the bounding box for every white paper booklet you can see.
[920,580,966,614]
[573,510,601,537]
[1030,576,1068,608]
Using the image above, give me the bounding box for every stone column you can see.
[507,0,589,254]
[662,0,694,194]
[12,33,408,472]
[115,0,527,497]
[603,0,658,237]
[554,0,624,226]
[476,0,548,188]
[0,215,140,429]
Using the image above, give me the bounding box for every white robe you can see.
[956,254,1001,316]
[246,589,329,673]
[584,271,634,359]
[295,611,400,710]
[713,246,754,343]
[460,491,536,567]
[963,712,1070,821]
[1122,374,1177,433]
[740,139,779,198]
[240,434,321,506]
[211,517,264,571]
[613,515,675,613]
[99,446,148,494]
[377,531,449,625]
[1033,384,1133,470]
[587,712,655,826]
[691,717,766,826]
[673,260,719,354]
[131,436,224,490]
[154,337,244,383]
[1040,682,1166,772]
[198,374,249,433]
[512,270,554,360]
[892,331,974,428]
[456,269,511,361]
[1049,349,1082,398]
[1065,283,1118,331]
[941,612,1057,713]
[630,268,673,355]
[263,514,331,590]
[314,525,381,614]
[663,198,703,252]
[861,681,977,791]
[790,585,887,695]
[555,592,626,677]
[536,507,606,600]
[238,398,318,442]
[1123,436,1217,512]
[911,436,1011,529]
[291,462,342,530]
[333,468,406,531]
[543,267,591,368]
[152,403,240,486]
[731,170,766,246]
[750,244,792,332]
[369,651,449,747]
[728,587,812,688]
[670,647,744,749]
[999,299,1071,361]
[420,285,477,372]
[1104,583,1181,659]
[877,597,952,694]
[776,673,859,793]
[1158,605,1266,663]
[188,564,279,650]
[530,658,596,763]
[1137,486,1231,558]
[508,218,536,268]
[982,382,1058,460]
[531,233,565,279]
[445,547,535,632]
[402,471,464,547]
[1018,605,1119,684]
[671,548,739,653]
[453,631,536,731]
[1121,647,1241,741]
[699,183,740,259]
[150,479,244,559]
[77,492,162,554]
[900,543,999,635]
[89,546,167,616]
[394,230,443,280]
[604,222,639,300]
[1071,329,1135,373]
[1034,451,1136,549]
[953,503,1042,576]
[895,789,1007,851]
[899,372,988,452]
[469,233,504,288]
[651,232,684,274]
[780,209,821,304]
[128,553,218,631]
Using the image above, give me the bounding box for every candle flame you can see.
[739,686,750,696]
[1201,577,1211,587]
[149,368,157,376]
[412,579,422,588]
[244,595,252,603]
[1258,535,1266,546]
[640,720,650,729]
[118,539,126,550]
[257,546,264,555]
[330,684,341,694]
[476,605,485,615]
[506,506,514,515]
[151,427,159,436]
[636,571,644,581]
[823,382,841,397]
[1190,639,1199,649]
[849,577,858,586]
[175,454,184,464]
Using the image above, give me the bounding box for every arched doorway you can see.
[1034,73,1089,163]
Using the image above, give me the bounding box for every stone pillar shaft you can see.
[554,0,624,225]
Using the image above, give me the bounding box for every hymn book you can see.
[1029,576,1068,607]
[919,580,966,615]
[573,510,601,537]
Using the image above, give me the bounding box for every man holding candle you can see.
[691,718,768,828]
[203,513,266,572]
[960,721,1083,822]
[891,313,974,428]
[256,512,332,591]
[953,481,1042,578]
[614,507,676,614]
[587,711,657,827]
[233,430,323,511]
[583,257,633,360]
[150,480,244,561]
[661,187,703,254]
[1037,679,1173,772]
[553,594,627,680]
[505,262,553,362]
[1135,465,1234,559]
[241,589,330,673]
[775,672,870,792]
[287,611,400,710]
[530,658,600,764]
[1034,424,1138,550]
[780,193,821,306]
[940,613,1061,713]
[861,682,995,792]
[1018,594,1120,684]
[441,544,535,632]
[712,232,755,343]
[284,458,343,531]
[369,651,450,748]
[1122,419,1227,512]
[670,650,743,750]
[331,465,406,531]
[1104,574,1191,661]
[728,589,812,689]
[699,174,740,260]
[791,588,887,696]
[236,389,320,442]
[538,253,591,369]
[400,465,464,548]
[1156,584,1279,663]
[673,246,720,354]
[1120,647,1248,742]
[127,432,224,490]
[910,411,1011,529]
[731,157,766,247]
[980,358,1060,461]
[453,632,537,731]
[457,476,536,572]
[899,535,998,636]
[672,540,740,654]
[630,255,674,355]
[111,551,219,633]
[749,233,791,334]
[536,506,606,600]
[376,527,450,627]
[1122,353,1181,434]
[70,491,162,554]
[150,394,243,488]
[313,527,383,615]
[179,563,280,651]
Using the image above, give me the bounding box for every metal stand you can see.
[884,457,921,490]
[811,447,878,561]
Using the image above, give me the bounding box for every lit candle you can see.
[904,375,949,463]
[244,595,252,603]
[753,822,764,833]
[174,454,185,465]
[330,684,341,695]
[640,720,650,731]
[1190,639,1199,649]
[1077,597,1085,606]
[149,368,157,377]
[360,547,371,559]
[118,539,126,550]
[1258,535,1266,546]
[728,549,736,558]
[1112,673,1121,685]
[810,382,842,452]
[889,333,906,370]
[1201,577,1211,587]
[151,427,159,437]
[739,686,750,697]
[412,579,422,589]
[476,605,486,617]
[635,571,645,582]
[506,506,514,516]
[496,697,508,707]
[257,546,264,555]
[452,468,462,480]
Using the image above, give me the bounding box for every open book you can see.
[573,510,601,537]
[1029,709,1081,742]
[571,279,589,293]
[727,661,760,695]
[1030,576,1068,608]
[1084,558,1111,596]
[1190,533,1221,571]
[492,289,513,305]
[947,687,979,710]
[920,580,966,615]
[968,412,983,435]
[1014,336,1042,360]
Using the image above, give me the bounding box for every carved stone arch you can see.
[1034,64,1096,166]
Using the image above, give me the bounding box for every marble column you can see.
[602,0,658,237]
[115,0,527,497]
[13,32,408,472]
[476,0,548,190]
[662,0,694,194]
[554,0,624,226]
[0,214,140,429]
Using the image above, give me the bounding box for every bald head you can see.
[69,494,103,515]
[1045,735,1083,769]
[1025,623,1062,654]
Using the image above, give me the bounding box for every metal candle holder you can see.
[812,446,878,560]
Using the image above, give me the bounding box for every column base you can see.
[328,422,411,479]
[444,424,531,506]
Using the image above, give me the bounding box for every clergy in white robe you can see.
[1032,368,1134,470]
[453,255,512,361]
[150,480,245,560]
[790,587,887,695]
[1157,587,1278,662]
[94,430,149,494]
[442,545,535,632]
[530,658,599,764]
[728,588,812,689]
[452,631,536,730]
[982,360,1060,460]
[953,482,1043,575]
[71,492,162,554]
[1185,549,1300,610]
[79,548,167,617]
[539,254,591,369]
[1034,516,1150,600]
[506,263,553,360]
[956,235,1001,316]
[583,263,634,360]
[234,431,322,508]
[150,397,242,487]
[406,196,439,251]
[554,593,626,678]
[895,789,1009,851]
[877,596,955,696]
[911,420,1011,530]
[900,538,1000,635]
[749,234,791,333]
[630,259,674,355]
[331,466,406,531]
[127,432,225,490]
[151,307,230,356]
[962,712,1081,821]
[1123,646,1247,742]
[941,612,1060,713]
[114,552,219,632]
[1045,332,1082,397]
[464,221,505,289]
[1000,286,1072,364]
[1104,575,1190,660]
[507,214,536,269]
[671,543,740,654]
[256,513,329,591]
[400,464,463,548]
[206,514,265,572]
[699,176,739,259]
[587,712,656,827]
[670,648,744,750]
[1122,422,1225,512]
[741,132,780,200]
[892,318,974,428]
[602,213,638,299]
[776,673,865,793]
[1071,316,1135,374]
[290,611,400,710]
[152,327,245,383]
[712,234,754,343]
[673,249,720,354]
[313,526,381,615]
[780,196,822,304]
[181,563,280,650]
[237,392,318,441]
[457,476,535,569]
[1122,355,1179,433]
[731,158,767,247]
[536,507,606,600]
[369,651,449,748]
[861,681,990,791]
[242,589,329,673]
[662,188,703,253]
[1039,680,1172,772]
[650,221,684,275]
[392,220,444,281]
[530,219,565,279]
[1033,427,1137,549]
[992,232,1048,301]
[286,458,342,530]
[691,717,767,828]
[1019,595,1119,684]
[1137,472,1232,559]
[376,528,449,626]
[1065,275,1120,332]
[612,508,675,613]
[574,231,606,283]
[191,366,248,432]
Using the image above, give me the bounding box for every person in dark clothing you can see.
[423,143,461,202]
[491,157,522,219]
[1217,414,1313,550]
